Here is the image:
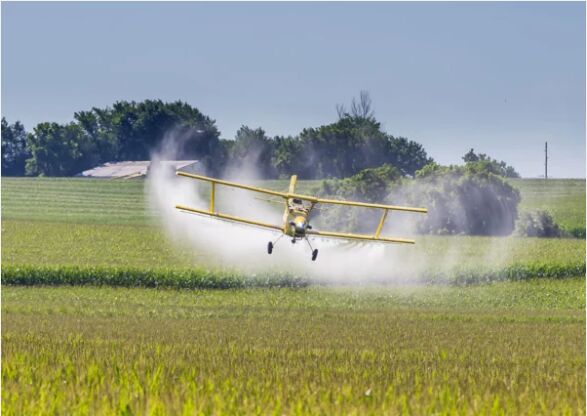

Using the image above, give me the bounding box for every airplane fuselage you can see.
[285,205,310,239]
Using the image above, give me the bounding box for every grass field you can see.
[2,177,585,285]
[511,178,586,236]
[3,177,584,230]
[2,177,585,414]
[2,219,584,287]
[3,282,585,414]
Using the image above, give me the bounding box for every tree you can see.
[74,100,221,168]
[2,117,30,176]
[400,162,521,236]
[462,148,479,163]
[9,95,435,179]
[25,122,87,176]
[515,210,563,237]
[337,90,375,120]
[293,92,432,179]
[15,100,224,176]
[297,117,431,179]
[462,148,520,178]
[228,126,275,178]
[272,136,303,178]
[317,164,401,203]
[313,164,402,232]
[387,136,433,177]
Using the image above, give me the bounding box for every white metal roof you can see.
[78,160,199,178]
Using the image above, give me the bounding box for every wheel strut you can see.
[268,234,284,255]
[305,237,319,261]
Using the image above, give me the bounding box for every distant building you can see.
[77,160,201,179]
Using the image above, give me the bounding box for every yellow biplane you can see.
[175,172,427,261]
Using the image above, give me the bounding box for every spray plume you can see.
[146,131,518,284]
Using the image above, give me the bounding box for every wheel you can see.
[312,249,318,261]
[267,241,273,254]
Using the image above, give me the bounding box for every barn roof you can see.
[78,160,199,178]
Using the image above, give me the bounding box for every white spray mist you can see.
[146,130,521,284]
[146,131,422,283]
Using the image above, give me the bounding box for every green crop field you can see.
[2,177,585,285]
[512,178,586,236]
[2,282,585,414]
[2,176,585,414]
[3,177,584,230]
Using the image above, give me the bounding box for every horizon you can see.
[2,2,585,178]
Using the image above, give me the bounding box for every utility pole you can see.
[545,141,548,179]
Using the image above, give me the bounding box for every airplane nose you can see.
[294,217,307,234]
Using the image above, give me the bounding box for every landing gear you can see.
[268,235,283,255]
[269,234,319,261]
[305,237,319,261]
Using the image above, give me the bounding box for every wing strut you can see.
[374,209,388,238]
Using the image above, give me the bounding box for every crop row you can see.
[3,262,584,289]
[1,266,309,289]
[4,178,585,232]
[3,282,585,414]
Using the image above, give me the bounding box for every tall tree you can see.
[272,136,303,178]
[25,122,87,176]
[1,117,30,176]
[462,148,520,178]
[387,136,433,176]
[229,126,275,177]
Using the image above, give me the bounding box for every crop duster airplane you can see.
[175,172,428,261]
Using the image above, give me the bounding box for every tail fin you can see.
[282,175,298,233]
[288,175,298,194]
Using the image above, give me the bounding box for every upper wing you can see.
[176,171,427,213]
[175,204,283,232]
[176,172,289,198]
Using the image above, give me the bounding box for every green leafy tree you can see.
[12,94,434,179]
[462,148,520,178]
[25,100,223,176]
[388,136,433,176]
[317,164,401,203]
[272,136,303,178]
[296,92,431,179]
[299,116,384,178]
[313,164,402,232]
[515,210,563,237]
[75,100,221,170]
[462,148,479,163]
[227,126,275,177]
[401,162,521,235]
[25,122,88,176]
[2,117,30,176]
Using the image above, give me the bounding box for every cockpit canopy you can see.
[288,198,310,214]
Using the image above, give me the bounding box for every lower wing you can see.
[306,229,415,244]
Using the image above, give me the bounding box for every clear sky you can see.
[2,2,585,178]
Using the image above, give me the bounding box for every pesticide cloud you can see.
[147,131,522,283]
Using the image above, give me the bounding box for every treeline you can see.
[2,101,221,177]
[2,93,434,179]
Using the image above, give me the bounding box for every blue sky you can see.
[2,2,585,177]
